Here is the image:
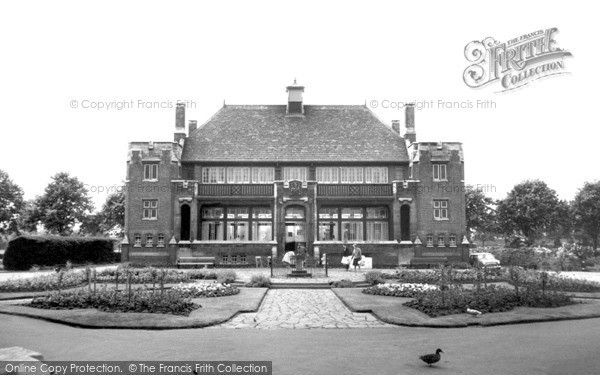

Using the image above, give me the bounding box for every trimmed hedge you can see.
[3,235,116,271]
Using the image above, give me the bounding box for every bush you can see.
[172,282,239,297]
[29,288,198,315]
[188,269,218,280]
[217,270,237,284]
[331,279,354,288]
[245,274,271,288]
[3,236,116,271]
[365,271,384,285]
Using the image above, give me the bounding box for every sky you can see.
[0,0,598,211]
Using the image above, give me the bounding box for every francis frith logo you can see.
[463,28,572,92]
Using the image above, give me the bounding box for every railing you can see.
[317,184,393,197]
[198,184,274,197]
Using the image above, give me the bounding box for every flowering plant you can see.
[363,283,437,298]
[172,282,239,298]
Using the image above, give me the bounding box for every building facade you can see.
[121,82,469,266]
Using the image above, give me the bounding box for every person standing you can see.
[341,245,352,271]
[351,243,363,272]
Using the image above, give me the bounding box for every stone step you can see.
[270,282,332,289]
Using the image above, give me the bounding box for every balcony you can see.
[317,184,393,197]
[198,184,274,197]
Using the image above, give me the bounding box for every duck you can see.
[466,306,483,316]
[420,348,443,367]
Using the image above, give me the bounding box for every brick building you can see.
[121,81,469,266]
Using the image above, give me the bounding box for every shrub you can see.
[217,270,237,284]
[188,269,218,280]
[29,288,199,315]
[365,271,384,285]
[245,274,271,288]
[172,282,239,298]
[3,236,116,271]
[331,279,354,288]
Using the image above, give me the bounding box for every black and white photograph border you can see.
[1,1,599,374]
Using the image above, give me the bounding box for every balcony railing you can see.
[198,184,274,197]
[317,184,393,197]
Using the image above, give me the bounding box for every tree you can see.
[465,186,497,246]
[79,190,125,237]
[0,170,24,237]
[33,172,94,235]
[497,180,564,246]
[572,181,600,251]
[98,190,125,236]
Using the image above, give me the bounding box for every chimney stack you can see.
[404,103,416,143]
[286,79,305,116]
[391,120,400,134]
[174,103,186,144]
[188,120,198,134]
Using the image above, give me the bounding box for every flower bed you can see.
[379,269,506,285]
[0,271,87,292]
[95,268,191,284]
[403,285,575,317]
[514,270,600,293]
[363,283,437,298]
[172,282,239,298]
[28,288,199,316]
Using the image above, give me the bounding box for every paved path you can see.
[212,289,393,329]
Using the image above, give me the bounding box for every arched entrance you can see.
[180,204,191,241]
[400,204,410,241]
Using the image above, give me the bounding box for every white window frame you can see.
[433,164,447,181]
[157,234,165,247]
[134,234,142,247]
[145,234,153,247]
[251,167,274,183]
[449,235,457,247]
[433,200,448,220]
[142,199,158,220]
[365,167,388,183]
[340,167,363,183]
[143,163,158,181]
[316,167,339,183]
[202,167,226,184]
[437,234,445,247]
[227,167,250,183]
[426,234,434,247]
[283,167,307,182]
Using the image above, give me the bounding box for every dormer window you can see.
[286,79,305,115]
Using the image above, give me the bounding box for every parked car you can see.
[469,252,501,269]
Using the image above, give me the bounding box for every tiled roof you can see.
[181,105,409,163]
